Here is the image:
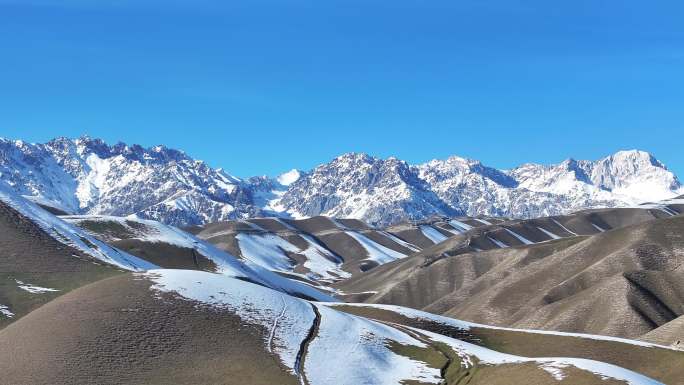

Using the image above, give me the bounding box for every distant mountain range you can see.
[1,136,681,226]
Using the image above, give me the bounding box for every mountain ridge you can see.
[0,136,680,226]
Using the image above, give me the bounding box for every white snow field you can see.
[145,269,315,375]
[235,232,349,281]
[145,270,444,385]
[344,230,407,264]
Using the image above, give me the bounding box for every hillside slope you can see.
[337,207,684,343]
[0,270,669,385]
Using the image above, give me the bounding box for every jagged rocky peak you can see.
[0,136,253,226]
[277,152,457,226]
[417,155,518,188]
[0,136,681,226]
[291,152,414,191]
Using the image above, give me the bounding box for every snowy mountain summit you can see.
[0,136,257,225]
[278,149,681,224]
[0,136,680,226]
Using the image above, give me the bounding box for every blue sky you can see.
[1,0,682,178]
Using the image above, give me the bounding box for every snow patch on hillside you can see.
[504,228,534,245]
[235,233,349,282]
[62,215,337,301]
[15,280,60,294]
[0,184,157,271]
[488,236,508,248]
[419,225,448,244]
[0,305,14,318]
[417,328,662,385]
[305,304,443,385]
[144,269,315,374]
[333,303,677,350]
[537,227,561,240]
[345,231,407,264]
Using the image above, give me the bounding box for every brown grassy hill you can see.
[0,202,121,329]
[0,273,300,385]
[330,303,684,385]
[193,216,423,280]
[0,270,664,385]
[63,215,220,271]
[337,209,684,342]
[640,314,684,348]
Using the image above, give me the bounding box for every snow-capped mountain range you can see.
[0,136,680,226]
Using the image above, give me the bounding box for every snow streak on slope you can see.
[419,225,448,244]
[0,305,14,318]
[0,184,157,271]
[552,218,578,236]
[487,236,508,248]
[417,328,662,385]
[344,231,407,264]
[235,233,299,273]
[449,220,473,232]
[15,280,59,294]
[592,223,607,232]
[504,228,535,245]
[379,231,421,252]
[298,234,350,281]
[537,226,561,240]
[332,304,676,350]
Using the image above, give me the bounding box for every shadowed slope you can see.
[0,202,121,329]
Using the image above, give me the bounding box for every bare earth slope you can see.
[331,303,684,385]
[0,270,667,385]
[337,208,684,344]
[0,201,121,329]
[0,273,300,385]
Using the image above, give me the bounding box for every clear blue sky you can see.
[1,0,682,178]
